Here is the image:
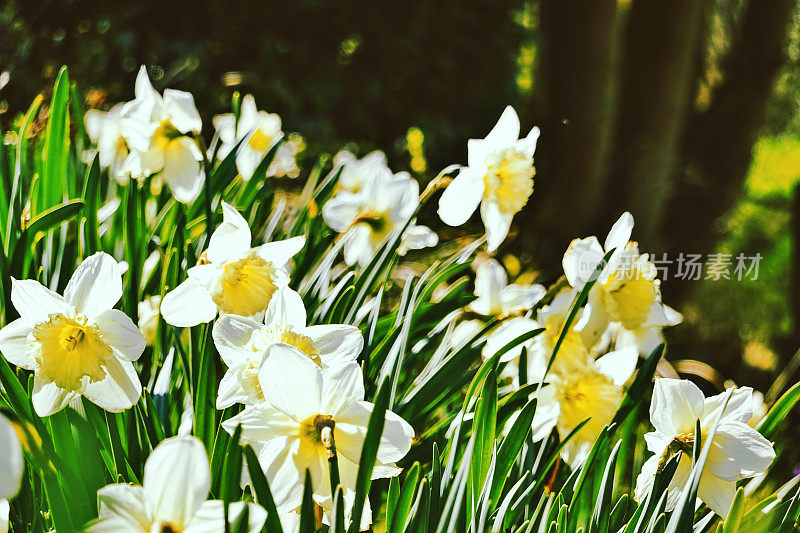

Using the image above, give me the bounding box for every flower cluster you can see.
[0,66,785,533]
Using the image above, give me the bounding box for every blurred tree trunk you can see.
[663,0,797,302]
[526,0,797,298]
[532,0,619,265]
[607,0,709,247]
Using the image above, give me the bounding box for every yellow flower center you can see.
[248,127,277,153]
[657,432,695,474]
[241,324,321,401]
[212,254,278,316]
[352,210,393,244]
[31,313,112,390]
[483,149,534,215]
[542,316,587,371]
[152,121,183,150]
[555,371,621,445]
[600,268,658,331]
[299,414,334,447]
[152,521,182,533]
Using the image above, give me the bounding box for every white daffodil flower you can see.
[120,66,205,203]
[438,106,539,253]
[562,212,675,346]
[470,258,545,317]
[87,435,266,532]
[323,169,432,267]
[531,346,638,466]
[85,103,130,185]
[0,252,145,416]
[213,94,284,181]
[161,202,305,327]
[634,379,776,517]
[223,343,413,520]
[212,286,362,408]
[0,414,23,533]
[137,294,161,346]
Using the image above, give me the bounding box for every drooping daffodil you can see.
[120,66,205,203]
[213,94,285,181]
[531,346,638,466]
[323,167,435,267]
[223,344,413,524]
[85,103,131,185]
[0,253,145,416]
[438,106,539,253]
[634,378,775,517]
[470,258,545,318]
[562,212,676,347]
[161,202,305,327]
[482,288,588,388]
[87,435,266,532]
[212,286,362,408]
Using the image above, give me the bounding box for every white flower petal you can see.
[236,146,263,181]
[163,89,202,134]
[320,362,364,416]
[134,66,160,103]
[516,126,540,159]
[162,137,205,204]
[304,325,363,366]
[216,368,249,410]
[256,437,307,509]
[0,416,22,500]
[703,387,753,425]
[222,404,298,443]
[399,223,438,255]
[255,236,306,269]
[64,252,123,316]
[143,436,210,528]
[207,202,253,264]
[322,193,364,233]
[85,516,142,532]
[650,378,704,436]
[697,473,736,517]
[265,287,307,329]
[499,284,546,315]
[31,377,78,417]
[705,421,775,481]
[562,237,605,289]
[437,168,484,227]
[471,259,506,315]
[259,343,322,422]
[83,357,142,412]
[0,318,34,369]
[185,501,267,533]
[94,309,146,362]
[10,278,70,325]
[161,279,218,327]
[604,212,634,252]
[530,385,560,441]
[481,200,513,253]
[334,400,413,465]
[212,314,261,367]
[96,483,148,526]
[595,346,638,386]
[482,106,521,153]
